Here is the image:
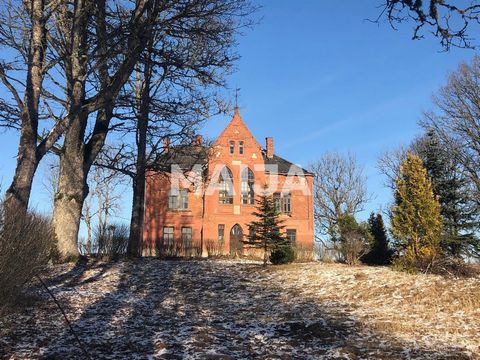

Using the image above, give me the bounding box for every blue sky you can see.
[204,0,475,217]
[0,0,476,229]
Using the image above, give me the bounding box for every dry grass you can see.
[1,259,479,359]
[272,262,480,356]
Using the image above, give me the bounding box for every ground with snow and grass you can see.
[1,259,479,359]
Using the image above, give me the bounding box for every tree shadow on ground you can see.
[0,259,475,359]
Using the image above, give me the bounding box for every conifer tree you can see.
[391,154,443,269]
[244,193,289,266]
[362,212,393,265]
[419,130,478,257]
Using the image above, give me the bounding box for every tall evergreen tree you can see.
[244,193,289,266]
[391,154,443,269]
[362,212,393,265]
[417,130,479,257]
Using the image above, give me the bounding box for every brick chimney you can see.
[266,137,274,159]
[193,134,202,146]
[163,137,170,153]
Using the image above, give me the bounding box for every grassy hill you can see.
[1,259,479,359]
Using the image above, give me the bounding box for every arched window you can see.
[219,167,234,204]
[241,167,255,205]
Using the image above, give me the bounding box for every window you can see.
[218,224,225,243]
[219,167,234,204]
[180,189,188,209]
[239,141,244,155]
[182,227,192,249]
[274,192,291,214]
[241,168,255,205]
[273,193,281,213]
[282,193,291,214]
[168,192,178,209]
[229,140,235,155]
[286,229,297,244]
[168,188,188,209]
[163,227,174,247]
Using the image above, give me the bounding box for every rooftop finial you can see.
[234,87,240,114]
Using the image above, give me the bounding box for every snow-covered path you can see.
[1,259,479,359]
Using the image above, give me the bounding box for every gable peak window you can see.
[239,141,244,155]
[229,140,235,155]
[241,167,255,205]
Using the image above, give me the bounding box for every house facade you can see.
[142,107,314,258]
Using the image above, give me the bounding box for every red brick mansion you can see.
[142,107,314,257]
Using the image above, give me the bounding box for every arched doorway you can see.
[230,224,243,256]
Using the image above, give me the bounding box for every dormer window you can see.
[229,141,235,155]
[239,141,244,155]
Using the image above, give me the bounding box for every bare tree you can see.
[88,0,255,257]
[50,0,169,260]
[0,0,164,260]
[421,56,480,203]
[378,145,410,190]
[420,55,480,257]
[378,0,480,50]
[0,0,52,218]
[79,161,122,256]
[309,152,369,255]
[46,0,255,260]
[377,134,431,189]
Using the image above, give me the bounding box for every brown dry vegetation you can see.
[1,259,479,359]
[274,262,480,356]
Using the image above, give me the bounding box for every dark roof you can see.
[262,150,313,176]
[148,145,312,176]
[147,145,208,172]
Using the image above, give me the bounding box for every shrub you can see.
[95,223,129,258]
[155,239,202,259]
[294,244,314,262]
[0,202,53,305]
[270,245,295,265]
[205,239,224,258]
[338,214,372,265]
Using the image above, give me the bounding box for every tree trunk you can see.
[5,134,38,217]
[127,58,151,257]
[53,117,89,260]
[4,0,46,218]
[127,97,148,256]
[128,174,146,256]
[51,0,161,260]
[52,0,93,261]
